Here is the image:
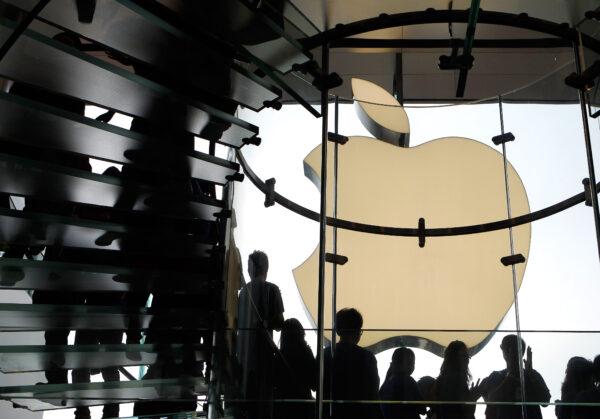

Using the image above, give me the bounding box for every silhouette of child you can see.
[380,347,425,419]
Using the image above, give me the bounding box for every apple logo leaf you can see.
[293,78,530,355]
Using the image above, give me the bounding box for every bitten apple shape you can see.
[292,79,530,355]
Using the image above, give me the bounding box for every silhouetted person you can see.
[72,295,123,419]
[323,308,381,419]
[572,355,600,419]
[418,376,436,418]
[380,347,425,419]
[432,340,480,419]
[237,250,284,419]
[556,357,594,419]
[273,318,316,419]
[480,335,550,419]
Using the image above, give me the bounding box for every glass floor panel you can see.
[0,259,213,293]
[0,92,239,184]
[0,153,223,221]
[0,208,215,257]
[2,0,282,111]
[0,17,258,147]
[0,303,211,331]
[1,377,206,411]
[0,343,205,373]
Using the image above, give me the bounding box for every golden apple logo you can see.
[293,79,530,355]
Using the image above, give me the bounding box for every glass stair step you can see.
[0,259,215,293]
[1,376,206,411]
[0,91,239,184]
[0,343,205,373]
[0,303,213,331]
[0,15,258,147]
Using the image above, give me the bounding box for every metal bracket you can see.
[583,178,593,207]
[312,72,343,92]
[226,173,245,182]
[213,209,232,219]
[325,253,348,265]
[327,132,349,145]
[565,60,600,90]
[438,53,474,70]
[242,136,262,146]
[585,10,600,21]
[264,178,276,207]
[492,132,515,145]
[418,217,426,248]
[500,254,526,266]
[76,0,97,23]
[263,99,282,110]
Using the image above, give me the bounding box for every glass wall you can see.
[231,38,600,419]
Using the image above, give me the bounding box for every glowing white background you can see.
[233,101,600,418]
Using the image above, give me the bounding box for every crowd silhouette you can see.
[232,251,600,419]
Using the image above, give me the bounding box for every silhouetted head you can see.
[417,376,436,400]
[500,334,526,369]
[390,347,415,376]
[248,250,268,281]
[562,357,594,400]
[336,308,363,344]
[439,340,471,383]
[280,318,305,352]
[102,166,121,177]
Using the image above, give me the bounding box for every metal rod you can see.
[237,149,600,237]
[456,0,481,97]
[0,0,52,62]
[498,96,527,419]
[574,33,600,262]
[315,43,330,419]
[330,37,570,50]
[329,95,340,416]
[118,366,136,381]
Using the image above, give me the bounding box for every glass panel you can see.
[0,377,206,411]
[0,17,258,147]
[500,41,600,418]
[0,91,239,183]
[0,343,205,373]
[0,208,215,256]
[0,153,224,220]
[2,0,282,111]
[0,259,212,293]
[0,303,210,331]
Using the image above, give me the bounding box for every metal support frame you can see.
[497,96,527,419]
[0,0,51,62]
[393,54,403,104]
[573,33,600,262]
[329,95,340,416]
[455,0,481,97]
[315,42,330,419]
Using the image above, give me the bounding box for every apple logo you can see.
[293,78,530,355]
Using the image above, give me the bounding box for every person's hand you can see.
[525,346,533,371]
[470,378,482,400]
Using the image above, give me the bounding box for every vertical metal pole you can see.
[329,95,339,416]
[498,96,527,419]
[574,33,600,261]
[315,43,330,419]
[207,329,218,419]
